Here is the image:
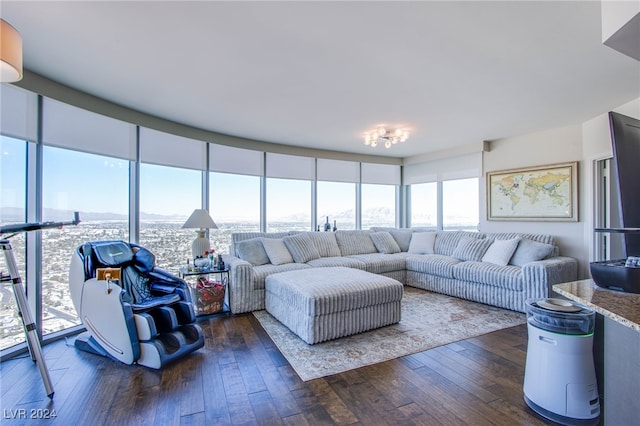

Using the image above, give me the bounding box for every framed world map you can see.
[487,162,578,221]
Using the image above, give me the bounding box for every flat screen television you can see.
[609,111,640,257]
[591,112,640,293]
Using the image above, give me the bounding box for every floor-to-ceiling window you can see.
[39,97,134,338]
[139,128,206,269]
[410,182,438,228]
[265,153,315,232]
[361,163,400,229]
[42,146,129,335]
[0,136,27,350]
[442,177,479,231]
[210,172,261,253]
[409,179,479,231]
[317,181,356,231]
[1,85,36,351]
[406,153,480,230]
[317,159,359,231]
[361,184,396,228]
[139,163,201,269]
[266,178,312,232]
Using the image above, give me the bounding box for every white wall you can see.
[481,125,587,276]
[479,98,640,279]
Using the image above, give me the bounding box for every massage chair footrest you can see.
[137,324,205,369]
[134,302,197,340]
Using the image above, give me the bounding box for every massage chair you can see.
[69,240,204,369]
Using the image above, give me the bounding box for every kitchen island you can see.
[553,279,640,425]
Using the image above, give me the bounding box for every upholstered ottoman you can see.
[265,266,403,344]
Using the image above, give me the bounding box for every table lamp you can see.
[182,209,218,259]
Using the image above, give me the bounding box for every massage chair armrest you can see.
[147,268,191,302]
[130,293,182,312]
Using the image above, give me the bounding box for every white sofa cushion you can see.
[482,238,520,266]
[306,256,367,270]
[408,232,436,254]
[371,231,401,254]
[389,229,414,252]
[335,230,377,256]
[307,232,341,257]
[231,231,291,256]
[349,253,408,274]
[283,233,321,263]
[252,263,311,290]
[261,238,294,265]
[435,231,484,257]
[452,237,493,262]
[453,261,523,291]
[235,238,270,266]
[486,232,555,246]
[406,254,461,279]
[510,238,555,266]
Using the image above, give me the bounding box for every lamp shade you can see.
[182,209,218,229]
[0,19,23,83]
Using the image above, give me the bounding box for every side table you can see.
[179,266,230,317]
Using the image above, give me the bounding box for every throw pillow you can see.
[283,233,321,263]
[260,238,294,265]
[308,232,341,257]
[389,229,414,252]
[370,231,401,254]
[334,231,378,256]
[235,238,270,266]
[452,236,494,262]
[482,237,520,266]
[408,232,436,255]
[510,238,555,267]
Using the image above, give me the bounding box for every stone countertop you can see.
[553,279,640,333]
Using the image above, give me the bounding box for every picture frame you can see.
[487,161,578,221]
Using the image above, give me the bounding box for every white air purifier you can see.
[523,298,600,426]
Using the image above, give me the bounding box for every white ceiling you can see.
[2,1,639,159]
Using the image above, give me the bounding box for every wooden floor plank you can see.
[412,350,498,403]
[305,379,359,425]
[220,362,258,425]
[0,318,555,426]
[413,364,522,426]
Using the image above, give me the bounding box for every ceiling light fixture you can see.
[0,19,23,82]
[363,126,409,149]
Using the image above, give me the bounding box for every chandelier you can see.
[363,126,409,148]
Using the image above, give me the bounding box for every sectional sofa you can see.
[223,228,578,314]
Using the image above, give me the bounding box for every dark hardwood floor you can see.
[0,314,554,425]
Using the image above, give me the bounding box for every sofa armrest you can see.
[222,254,254,314]
[522,256,578,301]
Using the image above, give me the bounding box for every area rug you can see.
[253,287,526,381]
